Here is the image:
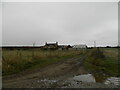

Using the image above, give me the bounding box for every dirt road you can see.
[3,55,88,88]
[2,55,118,88]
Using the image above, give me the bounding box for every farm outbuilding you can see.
[58,45,72,50]
[43,42,72,50]
[73,44,87,49]
[43,42,58,50]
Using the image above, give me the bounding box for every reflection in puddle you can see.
[40,79,57,83]
[104,77,120,86]
[73,74,96,83]
[93,73,108,82]
[73,74,120,86]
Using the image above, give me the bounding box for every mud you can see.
[2,56,119,88]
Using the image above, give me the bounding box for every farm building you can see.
[73,44,87,49]
[43,42,58,50]
[58,45,72,50]
[43,42,72,50]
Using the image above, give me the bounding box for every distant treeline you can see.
[1,45,119,50]
[85,46,120,49]
[2,46,42,50]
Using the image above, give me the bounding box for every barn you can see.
[73,44,87,49]
[43,42,58,50]
[43,42,72,50]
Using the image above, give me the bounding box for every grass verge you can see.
[2,49,83,76]
[83,48,119,82]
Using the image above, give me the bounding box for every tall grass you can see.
[2,49,83,76]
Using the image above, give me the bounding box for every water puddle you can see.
[104,77,120,86]
[73,74,96,83]
[72,74,119,86]
[40,79,57,83]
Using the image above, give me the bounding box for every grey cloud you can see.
[2,2,118,46]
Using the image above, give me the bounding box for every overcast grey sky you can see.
[2,2,118,47]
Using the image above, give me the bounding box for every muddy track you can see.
[3,55,87,88]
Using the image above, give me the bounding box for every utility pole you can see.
[32,42,35,57]
[33,42,35,47]
[94,41,96,48]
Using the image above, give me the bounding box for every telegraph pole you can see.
[33,42,35,47]
[94,41,96,48]
[32,42,35,57]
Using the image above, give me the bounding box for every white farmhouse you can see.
[73,44,87,49]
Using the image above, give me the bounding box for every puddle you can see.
[73,74,120,86]
[40,79,57,83]
[104,77,120,86]
[73,74,96,83]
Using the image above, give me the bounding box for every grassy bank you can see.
[83,48,119,82]
[2,49,83,76]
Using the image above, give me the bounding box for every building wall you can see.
[73,44,87,49]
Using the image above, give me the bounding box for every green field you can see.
[83,48,119,82]
[2,48,119,79]
[2,49,84,76]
